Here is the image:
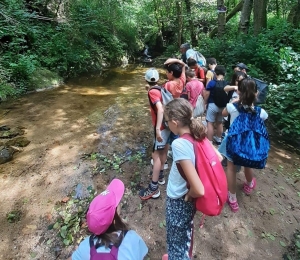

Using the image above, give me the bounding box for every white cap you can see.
[145,68,159,82]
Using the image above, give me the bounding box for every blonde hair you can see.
[164,98,206,140]
[185,68,195,78]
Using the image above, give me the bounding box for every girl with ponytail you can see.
[219,78,268,213]
[163,98,222,260]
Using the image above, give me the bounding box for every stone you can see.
[0,147,15,164]
[5,136,30,147]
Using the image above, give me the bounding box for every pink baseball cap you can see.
[87,179,125,235]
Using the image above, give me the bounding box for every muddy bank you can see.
[0,65,299,259]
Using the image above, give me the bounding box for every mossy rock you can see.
[5,136,30,147]
[0,147,15,164]
[27,68,63,91]
[0,127,25,139]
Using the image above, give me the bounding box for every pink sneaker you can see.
[162,254,168,260]
[243,177,257,195]
[227,195,239,213]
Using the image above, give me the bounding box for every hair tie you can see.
[190,117,194,120]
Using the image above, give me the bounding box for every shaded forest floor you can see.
[0,67,299,259]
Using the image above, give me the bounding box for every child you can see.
[187,58,205,83]
[218,78,268,212]
[163,98,205,260]
[225,71,247,101]
[185,69,204,109]
[70,179,148,259]
[203,65,228,145]
[205,58,217,87]
[139,68,171,200]
[164,58,186,98]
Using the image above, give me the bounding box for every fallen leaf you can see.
[61,197,70,203]
[279,241,286,247]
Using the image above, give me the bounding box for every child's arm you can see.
[202,89,210,104]
[224,85,237,93]
[179,160,204,199]
[155,102,164,142]
[164,58,185,66]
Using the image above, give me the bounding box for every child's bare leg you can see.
[227,160,239,212]
[243,167,256,195]
[215,121,223,139]
[159,144,169,171]
[244,167,254,183]
[227,161,236,194]
[152,151,161,183]
[207,121,214,141]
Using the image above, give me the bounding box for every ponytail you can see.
[190,117,206,140]
[164,99,207,141]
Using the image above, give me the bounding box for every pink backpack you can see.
[177,134,227,216]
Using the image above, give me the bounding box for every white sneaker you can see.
[151,159,168,170]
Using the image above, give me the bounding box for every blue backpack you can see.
[226,104,270,169]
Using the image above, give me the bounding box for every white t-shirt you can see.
[167,138,195,199]
[71,230,148,260]
[226,103,268,125]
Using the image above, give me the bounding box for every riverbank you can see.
[0,66,299,259]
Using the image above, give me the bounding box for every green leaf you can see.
[159,222,164,228]
[269,235,275,241]
[269,208,275,215]
[53,222,60,229]
[63,239,70,246]
[296,240,300,249]
[279,241,286,247]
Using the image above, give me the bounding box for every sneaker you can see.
[227,195,239,213]
[243,177,257,195]
[213,135,222,145]
[148,171,165,185]
[139,186,160,200]
[151,159,168,170]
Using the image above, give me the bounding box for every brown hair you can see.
[238,78,258,112]
[185,69,196,78]
[164,98,206,140]
[92,211,129,248]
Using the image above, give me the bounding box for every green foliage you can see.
[264,47,300,142]
[53,186,96,246]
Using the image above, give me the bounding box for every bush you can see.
[264,47,300,146]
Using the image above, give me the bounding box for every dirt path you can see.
[0,66,299,259]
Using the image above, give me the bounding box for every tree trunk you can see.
[239,0,253,34]
[209,1,243,38]
[287,0,300,27]
[217,0,226,37]
[253,0,268,35]
[185,0,197,46]
[176,0,183,46]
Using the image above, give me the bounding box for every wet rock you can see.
[0,147,15,164]
[5,136,30,147]
[0,127,25,139]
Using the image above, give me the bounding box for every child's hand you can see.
[156,129,163,142]
[184,193,194,202]
[230,98,239,103]
[145,85,150,91]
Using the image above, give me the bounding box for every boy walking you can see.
[139,68,170,200]
[203,65,229,145]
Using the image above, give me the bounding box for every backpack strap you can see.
[176,133,196,189]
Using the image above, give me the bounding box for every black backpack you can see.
[213,80,229,108]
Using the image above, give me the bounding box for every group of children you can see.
[69,55,268,259]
